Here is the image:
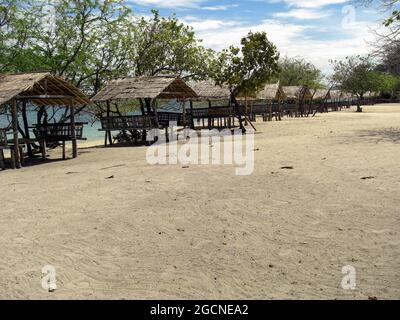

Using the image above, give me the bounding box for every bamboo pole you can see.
[11,98,21,169]
[70,99,77,159]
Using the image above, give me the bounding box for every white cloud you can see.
[274,8,332,19]
[269,0,349,9]
[127,0,203,9]
[202,4,239,11]
[186,17,380,75]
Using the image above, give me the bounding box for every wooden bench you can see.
[0,128,26,170]
[33,122,87,160]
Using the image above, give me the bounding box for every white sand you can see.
[0,104,399,300]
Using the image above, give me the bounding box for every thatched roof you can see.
[0,72,89,106]
[256,83,286,100]
[365,91,379,97]
[282,86,313,100]
[91,76,197,102]
[341,92,354,99]
[329,90,343,99]
[312,89,331,100]
[189,80,231,100]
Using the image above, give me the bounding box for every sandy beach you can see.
[0,103,399,300]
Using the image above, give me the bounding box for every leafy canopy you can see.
[278,57,324,89]
[213,32,280,97]
[331,55,399,97]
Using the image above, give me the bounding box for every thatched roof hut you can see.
[329,90,343,100]
[0,72,89,106]
[282,86,313,101]
[0,72,90,168]
[189,81,231,101]
[255,83,286,101]
[312,89,331,101]
[91,76,197,102]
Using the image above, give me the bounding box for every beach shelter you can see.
[282,86,313,101]
[189,81,235,129]
[281,86,313,117]
[91,75,198,145]
[0,72,89,169]
[312,89,331,101]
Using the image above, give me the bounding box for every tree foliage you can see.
[213,31,280,97]
[0,2,215,96]
[331,55,399,98]
[277,57,324,89]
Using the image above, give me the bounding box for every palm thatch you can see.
[341,92,355,99]
[256,83,286,101]
[189,80,231,101]
[329,90,343,100]
[366,91,380,98]
[282,86,313,101]
[312,89,331,101]
[91,76,198,102]
[0,72,89,106]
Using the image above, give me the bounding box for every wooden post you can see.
[21,100,33,157]
[152,99,160,144]
[181,99,186,128]
[208,100,212,130]
[11,98,21,169]
[70,99,78,159]
[189,100,195,129]
[106,101,112,146]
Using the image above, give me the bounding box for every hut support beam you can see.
[11,98,21,169]
[70,99,78,159]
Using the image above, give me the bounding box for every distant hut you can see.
[0,72,89,169]
[251,83,286,121]
[91,76,197,145]
[311,88,331,114]
[329,90,343,111]
[281,86,313,117]
[256,83,286,101]
[189,81,235,129]
[190,80,231,101]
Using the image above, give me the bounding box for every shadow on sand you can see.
[356,128,400,144]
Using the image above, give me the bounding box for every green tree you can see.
[213,31,280,98]
[132,10,216,80]
[277,57,324,89]
[0,0,42,72]
[331,56,398,112]
[211,32,280,130]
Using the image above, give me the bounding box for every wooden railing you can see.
[34,122,87,142]
[100,116,154,131]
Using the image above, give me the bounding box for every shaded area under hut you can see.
[91,76,198,145]
[188,81,237,130]
[0,72,89,170]
[281,86,313,117]
[237,83,287,122]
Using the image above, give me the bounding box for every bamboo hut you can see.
[281,86,313,117]
[311,89,331,113]
[244,82,286,121]
[0,72,89,169]
[91,76,198,145]
[329,90,343,111]
[188,81,235,129]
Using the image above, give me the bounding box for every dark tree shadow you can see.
[356,128,400,144]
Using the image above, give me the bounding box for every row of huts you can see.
[0,72,380,170]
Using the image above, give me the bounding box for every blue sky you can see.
[126,0,389,74]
